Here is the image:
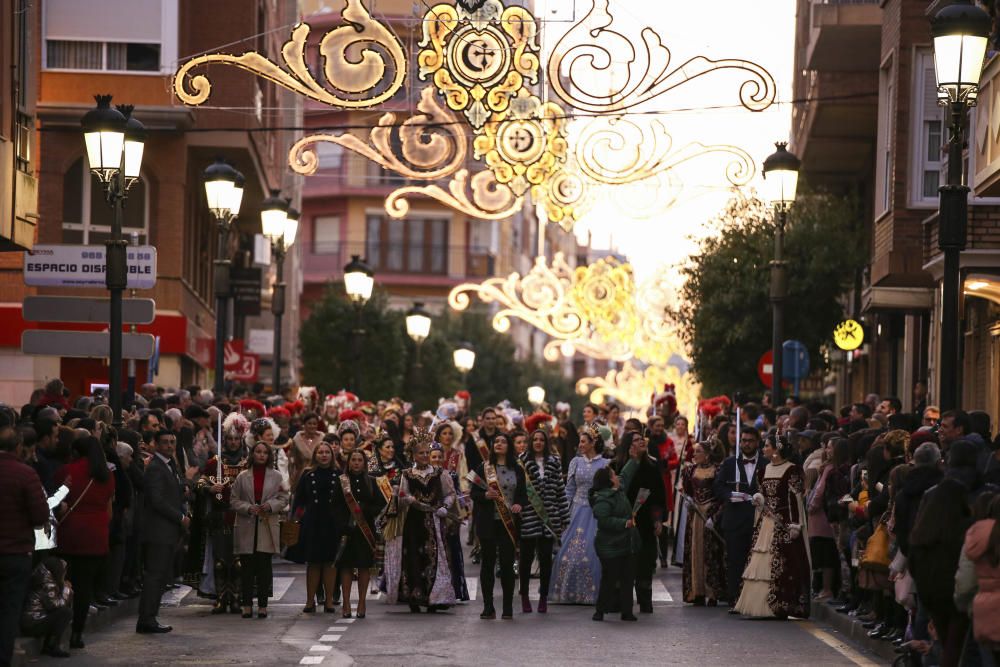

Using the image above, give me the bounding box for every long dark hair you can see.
[589,466,614,504]
[489,433,517,468]
[73,435,110,483]
[614,431,642,471]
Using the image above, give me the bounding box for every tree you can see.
[676,192,866,396]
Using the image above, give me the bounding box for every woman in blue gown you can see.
[550,425,609,604]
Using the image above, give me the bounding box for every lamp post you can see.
[262,191,298,393]
[405,302,432,369]
[81,95,145,428]
[761,141,800,408]
[204,158,244,395]
[930,0,990,411]
[343,254,374,396]
[453,342,475,385]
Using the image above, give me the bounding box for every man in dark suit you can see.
[137,430,188,634]
[712,425,767,610]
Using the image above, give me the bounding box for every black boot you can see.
[69,632,84,649]
[637,586,654,613]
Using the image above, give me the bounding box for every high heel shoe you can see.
[257,608,268,619]
[521,594,532,613]
[537,596,547,614]
[302,605,316,613]
[342,610,353,619]
[241,606,253,619]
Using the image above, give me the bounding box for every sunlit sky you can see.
[535,0,796,282]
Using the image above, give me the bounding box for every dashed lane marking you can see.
[300,657,324,665]
[309,646,331,653]
[319,634,342,642]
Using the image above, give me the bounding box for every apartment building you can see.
[0,0,301,403]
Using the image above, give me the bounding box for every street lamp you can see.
[343,254,374,396]
[762,141,800,407]
[81,95,145,428]
[453,342,476,378]
[261,190,293,393]
[527,385,546,406]
[931,0,990,411]
[405,302,432,369]
[204,158,244,394]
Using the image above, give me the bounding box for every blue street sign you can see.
[782,339,810,381]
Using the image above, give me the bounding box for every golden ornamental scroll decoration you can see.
[385,168,522,221]
[174,0,405,109]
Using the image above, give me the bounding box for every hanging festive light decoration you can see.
[417,0,540,130]
[288,86,467,180]
[173,0,405,109]
[575,361,699,418]
[532,158,594,231]
[547,0,777,114]
[385,168,522,220]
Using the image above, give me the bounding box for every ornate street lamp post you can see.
[261,191,298,393]
[343,255,374,396]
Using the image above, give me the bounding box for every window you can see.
[365,215,449,274]
[43,0,177,73]
[312,215,341,254]
[365,161,407,186]
[315,143,344,171]
[876,56,895,217]
[61,158,148,244]
[911,49,944,206]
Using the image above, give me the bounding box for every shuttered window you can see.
[912,49,944,206]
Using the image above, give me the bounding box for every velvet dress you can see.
[550,454,608,604]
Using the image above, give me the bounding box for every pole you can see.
[271,242,286,394]
[770,206,788,408]
[214,216,231,395]
[126,232,138,412]
[106,167,127,430]
[352,303,364,397]
[937,101,968,412]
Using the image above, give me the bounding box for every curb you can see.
[13,596,140,667]
[811,600,899,664]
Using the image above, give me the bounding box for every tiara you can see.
[410,426,434,449]
[582,423,601,442]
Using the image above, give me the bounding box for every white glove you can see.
[435,507,449,518]
[751,493,765,508]
[788,523,801,540]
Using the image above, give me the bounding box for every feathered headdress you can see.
[525,412,553,434]
[246,416,280,447]
[653,383,678,414]
[267,406,291,420]
[283,400,305,416]
[295,386,319,411]
[338,409,365,425]
[238,399,267,419]
[222,412,250,439]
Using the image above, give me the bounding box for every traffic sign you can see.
[782,340,810,380]
[22,296,155,324]
[21,330,155,359]
[757,350,773,387]
[24,244,157,289]
[228,353,259,382]
[231,267,262,317]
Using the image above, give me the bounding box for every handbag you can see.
[279,519,300,547]
[860,514,891,571]
[57,479,94,526]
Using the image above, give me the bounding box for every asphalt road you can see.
[36,536,888,667]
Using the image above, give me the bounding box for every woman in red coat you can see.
[54,435,115,650]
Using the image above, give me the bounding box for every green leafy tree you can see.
[676,192,866,396]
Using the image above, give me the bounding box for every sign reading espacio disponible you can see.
[24,244,157,289]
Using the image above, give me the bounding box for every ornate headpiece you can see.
[337,419,361,438]
[222,412,250,439]
[247,416,280,447]
[525,412,554,434]
[581,423,602,443]
[238,398,267,419]
[410,426,434,450]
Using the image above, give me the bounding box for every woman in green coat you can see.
[589,460,640,621]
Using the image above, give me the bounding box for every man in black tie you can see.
[137,430,188,634]
[712,426,767,610]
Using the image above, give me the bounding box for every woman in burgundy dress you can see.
[735,434,811,619]
[680,441,726,605]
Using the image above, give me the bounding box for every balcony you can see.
[973,55,1000,197]
[806,0,882,72]
[302,241,495,289]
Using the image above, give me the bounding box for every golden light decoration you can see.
[385,168,522,221]
[173,0,405,109]
[575,361,700,419]
[288,86,466,180]
[418,0,540,130]
[532,160,594,231]
[547,0,777,114]
[473,89,568,196]
[572,257,636,350]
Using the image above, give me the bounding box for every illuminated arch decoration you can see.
[576,362,700,420]
[547,0,777,114]
[533,159,594,231]
[173,0,405,109]
[385,168,522,220]
[418,0,540,130]
[473,90,568,196]
[288,86,467,180]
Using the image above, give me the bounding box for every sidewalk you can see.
[12,596,140,667]
[811,599,899,664]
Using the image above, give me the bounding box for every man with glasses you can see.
[713,426,767,611]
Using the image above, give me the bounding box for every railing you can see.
[303,241,495,280]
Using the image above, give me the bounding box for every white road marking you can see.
[466,577,478,601]
[652,578,673,602]
[339,617,356,624]
[310,646,331,653]
[159,585,192,607]
[326,626,349,632]
[319,635,342,642]
[798,621,883,666]
[271,577,295,600]
[300,657,325,665]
